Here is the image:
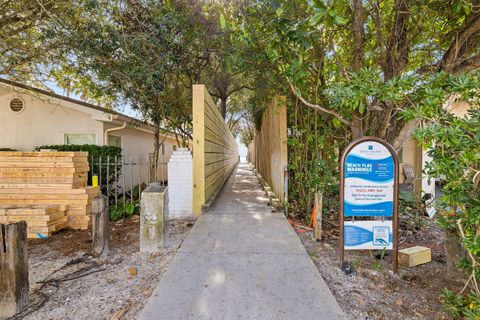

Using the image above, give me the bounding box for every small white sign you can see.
[344,220,393,250]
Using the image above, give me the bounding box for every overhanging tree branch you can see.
[452,54,480,74]
[440,13,480,72]
[287,78,351,127]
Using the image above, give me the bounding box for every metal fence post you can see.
[106,155,110,200]
[114,155,118,206]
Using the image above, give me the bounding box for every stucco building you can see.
[0,78,182,163]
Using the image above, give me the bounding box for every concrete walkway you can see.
[140,164,346,320]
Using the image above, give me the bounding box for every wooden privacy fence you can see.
[248,96,287,203]
[192,84,239,215]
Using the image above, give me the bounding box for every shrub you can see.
[35,144,122,191]
[0,148,16,151]
[415,108,480,318]
[35,144,121,159]
[109,202,139,221]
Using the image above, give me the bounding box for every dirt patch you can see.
[10,215,195,320]
[291,214,464,320]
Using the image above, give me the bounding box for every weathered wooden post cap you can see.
[0,221,29,318]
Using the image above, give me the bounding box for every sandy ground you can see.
[9,215,195,320]
[290,213,464,320]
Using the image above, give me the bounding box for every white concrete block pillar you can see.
[167,148,193,217]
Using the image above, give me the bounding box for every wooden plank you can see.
[0,162,85,168]
[0,199,90,205]
[0,151,88,157]
[0,157,87,163]
[5,205,59,214]
[0,194,89,200]
[313,193,323,241]
[0,212,65,223]
[398,246,432,267]
[0,183,77,189]
[0,188,88,194]
[193,84,206,215]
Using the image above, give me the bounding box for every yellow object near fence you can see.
[92,175,99,187]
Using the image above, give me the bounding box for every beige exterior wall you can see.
[0,86,104,150]
[103,122,156,159]
[399,138,417,184]
[102,122,180,184]
[0,84,182,161]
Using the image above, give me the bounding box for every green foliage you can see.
[35,144,122,191]
[0,1,91,79]
[109,202,139,221]
[399,189,425,231]
[441,289,480,319]
[415,108,480,317]
[109,184,144,221]
[0,148,16,151]
[35,144,122,159]
[287,100,339,217]
[371,248,386,271]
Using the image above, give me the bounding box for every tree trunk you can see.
[384,0,411,80]
[150,121,160,182]
[220,96,227,119]
[352,0,364,72]
[351,115,364,140]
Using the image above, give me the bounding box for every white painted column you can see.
[167,148,193,217]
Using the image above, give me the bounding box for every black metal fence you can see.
[88,155,168,208]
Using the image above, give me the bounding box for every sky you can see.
[237,137,248,157]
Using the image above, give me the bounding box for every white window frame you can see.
[63,132,97,145]
[107,134,123,148]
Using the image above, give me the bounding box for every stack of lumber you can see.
[0,151,100,231]
[0,205,68,239]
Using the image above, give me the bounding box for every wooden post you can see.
[192,85,206,216]
[92,195,109,257]
[313,193,323,241]
[0,221,29,318]
[413,143,423,201]
[278,96,288,204]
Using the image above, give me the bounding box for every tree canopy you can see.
[2,0,480,317]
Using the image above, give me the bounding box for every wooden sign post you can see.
[339,137,399,273]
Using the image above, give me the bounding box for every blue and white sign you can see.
[344,221,393,250]
[344,141,395,217]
